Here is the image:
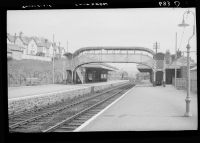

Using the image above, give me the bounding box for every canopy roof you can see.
[81,63,118,71]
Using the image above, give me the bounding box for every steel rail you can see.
[42,84,133,132]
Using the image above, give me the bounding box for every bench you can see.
[26,77,39,86]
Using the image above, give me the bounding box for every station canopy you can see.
[81,63,118,71]
[166,57,196,69]
[137,64,151,69]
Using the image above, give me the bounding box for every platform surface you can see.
[8,80,127,99]
[77,82,198,131]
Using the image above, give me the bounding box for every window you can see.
[88,73,93,80]
[101,73,107,79]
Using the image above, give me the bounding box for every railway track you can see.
[9,82,134,132]
[42,83,134,132]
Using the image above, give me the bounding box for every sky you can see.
[7,8,197,77]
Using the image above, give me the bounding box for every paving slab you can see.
[77,84,197,131]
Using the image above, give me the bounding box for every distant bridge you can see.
[66,47,156,69]
[64,46,163,85]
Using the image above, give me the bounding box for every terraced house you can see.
[7,32,65,61]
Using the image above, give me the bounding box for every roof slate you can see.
[32,37,52,48]
[20,36,32,45]
[7,33,16,43]
[7,33,54,49]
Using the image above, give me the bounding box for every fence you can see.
[172,78,197,93]
[22,54,52,61]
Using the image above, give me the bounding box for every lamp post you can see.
[52,34,55,84]
[163,56,166,87]
[178,10,195,117]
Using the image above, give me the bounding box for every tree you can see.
[165,50,171,64]
[176,50,182,58]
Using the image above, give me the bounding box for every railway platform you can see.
[8,80,127,100]
[8,80,129,115]
[76,81,198,131]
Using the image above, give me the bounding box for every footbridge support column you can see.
[153,70,156,87]
[72,69,74,84]
[163,69,166,87]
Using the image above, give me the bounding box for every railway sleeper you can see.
[65,123,81,127]
[79,115,92,119]
[89,109,102,112]
[75,117,89,121]
[83,113,96,116]
[71,120,85,124]
[54,127,75,132]
[86,110,100,113]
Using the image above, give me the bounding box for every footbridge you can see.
[64,47,163,85]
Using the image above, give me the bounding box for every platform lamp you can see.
[178,10,195,117]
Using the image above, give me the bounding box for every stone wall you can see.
[8,87,91,115]
[8,80,129,115]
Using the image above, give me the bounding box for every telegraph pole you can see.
[175,32,177,88]
[65,41,69,83]
[52,34,55,84]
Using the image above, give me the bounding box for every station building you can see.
[137,52,196,90]
[76,63,119,84]
[65,63,125,84]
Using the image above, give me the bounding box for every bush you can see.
[8,59,65,87]
[36,52,45,57]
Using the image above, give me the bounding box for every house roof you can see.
[7,34,65,54]
[7,33,16,43]
[20,36,32,45]
[7,33,54,48]
[32,37,52,48]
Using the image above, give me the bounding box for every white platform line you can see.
[74,86,134,132]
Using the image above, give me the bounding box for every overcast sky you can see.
[7,8,197,76]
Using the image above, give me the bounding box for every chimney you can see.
[19,31,23,38]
